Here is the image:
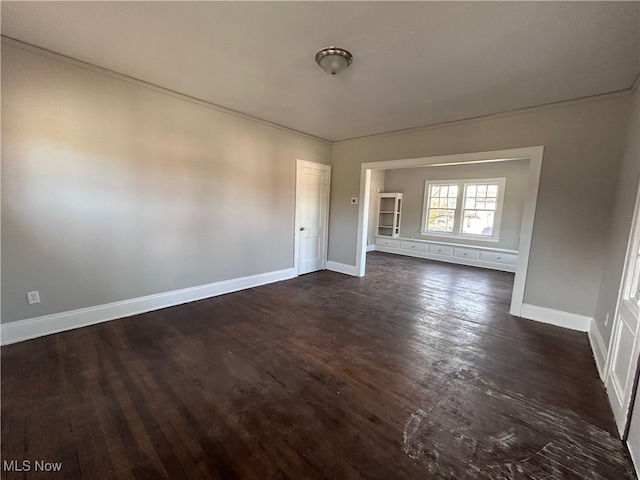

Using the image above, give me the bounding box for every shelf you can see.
[376,193,403,239]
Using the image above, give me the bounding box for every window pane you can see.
[449,186,458,197]
[477,185,487,196]
[431,186,440,197]
[486,199,496,210]
[466,185,476,197]
[428,208,455,232]
[487,184,498,197]
[462,210,495,235]
[476,200,486,210]
[448,198,457,209]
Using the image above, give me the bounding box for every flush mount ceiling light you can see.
[315,46,353,75]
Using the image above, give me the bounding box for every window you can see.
[462,183,499,236]
[421,178,505,241]
[425,184,458,233]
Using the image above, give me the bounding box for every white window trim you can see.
[420,177,506,243]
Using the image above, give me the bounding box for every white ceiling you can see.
[2,1,639,142]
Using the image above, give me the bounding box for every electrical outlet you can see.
[27,291,40,304]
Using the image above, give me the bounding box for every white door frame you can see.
[604,180,640,437]
[354,146,544,317]
[294,159,331,276]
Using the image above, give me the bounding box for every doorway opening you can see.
[354,146,544,316]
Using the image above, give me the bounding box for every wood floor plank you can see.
[1,252,636,479]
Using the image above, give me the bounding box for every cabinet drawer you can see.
[453,248,479,260]
[401,241,428,252]
[479,251,518,265]
[428,245,453,256]
[375,238,401,248]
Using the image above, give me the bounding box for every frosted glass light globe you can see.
[315,47,353,75]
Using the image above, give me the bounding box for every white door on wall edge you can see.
[295,160,330,275]
[606,184,640,437]
[608,297,640,434]
[627,380,640,476]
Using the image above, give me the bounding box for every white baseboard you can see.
[326,261,359,277]
[520,303,592,332]
[366,244,375,252]
[588,321,608,380]
[0,268,296,346]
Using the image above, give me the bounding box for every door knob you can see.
[300,227,305,231]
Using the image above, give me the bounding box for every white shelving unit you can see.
[376,193,403,238]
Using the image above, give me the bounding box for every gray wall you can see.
[592,87,640,346]
[383,160,529,250]
[1,42,331,324]
[329,94,632,318]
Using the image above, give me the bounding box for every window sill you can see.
[418,231,500,243]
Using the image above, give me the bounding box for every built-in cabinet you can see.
[374,236,518,273]
[376,193,403,238]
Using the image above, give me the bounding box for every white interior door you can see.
[295,160,330,275]
[606,186,640,436]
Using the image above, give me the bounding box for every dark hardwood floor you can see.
[1,252,636,479]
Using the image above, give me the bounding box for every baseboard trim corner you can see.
[0,268,296,346]
[520,303,592,332]
[588,321,608,380]
[326,261,359,277]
